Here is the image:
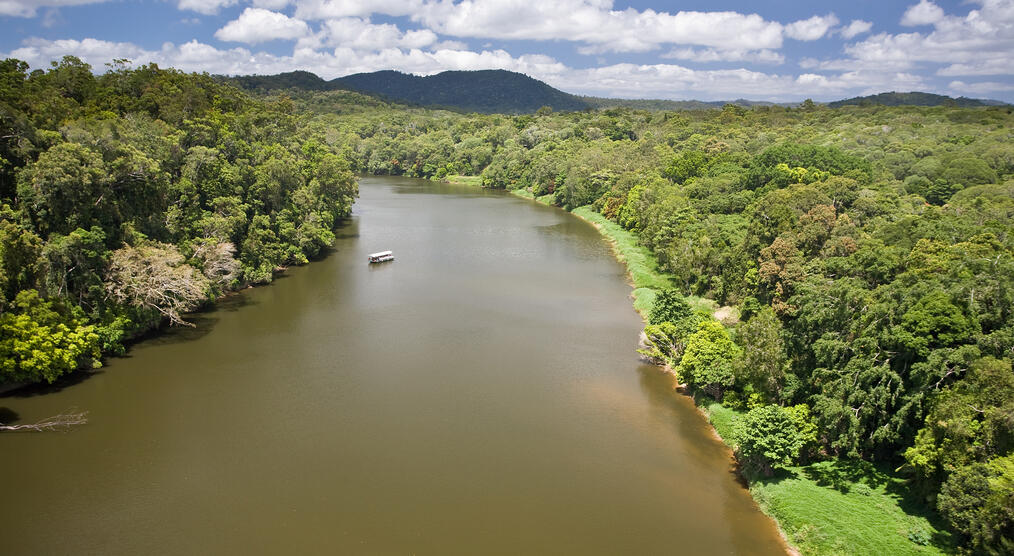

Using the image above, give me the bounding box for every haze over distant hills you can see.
[227,70,1008,114]
[827,91,1008,108]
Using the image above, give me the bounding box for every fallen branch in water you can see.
[0,410,88,432]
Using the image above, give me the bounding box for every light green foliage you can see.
[905,357,1014,489]
[733,404,806,476]
[638,322,682,366]
[676,319,742,400]
[0,289,100,383]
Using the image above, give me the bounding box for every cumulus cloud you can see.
[293,0,422,19]
[310,18,437,51]
[901,0,945,26]
[177,0,237,15]
[251,0,290,8]
[0,0,105,17]
[810,0,1014,83]
[662,47,784,65]
[839,20,873,39]
[409,2,787,53]
[4,35,955,102]
[948,80,1014,94]
[938,58,1014,76]
[215,8,311,44]
[784,14,839,41]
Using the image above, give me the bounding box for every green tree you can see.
[937,455,1014,554]
[733,306,787,402]
[677,319,741,400]
[0,289,101,384]
[733,404,806,477]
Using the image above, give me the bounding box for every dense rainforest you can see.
[0,56,358,384]
[2,57,1012,553]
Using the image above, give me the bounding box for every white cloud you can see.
[839,20,872,39]
[293,0,422,19]
[215,8,310,44]
[409,2,787,53]
[662,47,784,65]
[814,0,1014,80]
[901,0,945,26]
[0,0,105,17]
[177,0,237,16]
[7,37,151,67]
[938,58,1014,76]
[784,14,839,41]
[948,80,1014,94]
[251,0,290,8]
[311,18,437,51]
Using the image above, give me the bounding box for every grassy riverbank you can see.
[567,202,954,556]
[440,174,483,187]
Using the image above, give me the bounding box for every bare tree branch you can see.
[0,410,88,432]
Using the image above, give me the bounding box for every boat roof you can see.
[368,250,393,257]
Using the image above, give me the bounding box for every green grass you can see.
[571,206,673,318]
[441,174,482,186]
[703,401,742,442]
[752,465,954,556]
[510,188,535,199]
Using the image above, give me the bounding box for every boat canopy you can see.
[368,251,393,258]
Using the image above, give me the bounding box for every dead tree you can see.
[0,410,88,432]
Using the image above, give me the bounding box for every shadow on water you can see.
[1,370,105,398]
[0,407,20,424]
[635,365,741,477]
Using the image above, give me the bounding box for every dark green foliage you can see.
[648,288,696,326]
[234,69,592,114]
[733,306,787,402]
[905,358,1014,490]
[937,456,1014,554]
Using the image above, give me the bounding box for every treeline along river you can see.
[1,177,786,554]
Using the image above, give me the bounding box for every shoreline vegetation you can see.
[512,186,955,556]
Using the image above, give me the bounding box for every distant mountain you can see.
[228,69,589,114]
[828,91,1007,108]
[226,72,1011,114]
[581,96,796,110]
[332,70,589,113]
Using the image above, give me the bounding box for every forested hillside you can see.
[229,69,590,114]
[828,91,1005,108]
[3,58,1012,553]
[0,57,357,385]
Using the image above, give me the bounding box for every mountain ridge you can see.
[225,70,1009,113]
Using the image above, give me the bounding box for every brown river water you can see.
[0,177,787,555]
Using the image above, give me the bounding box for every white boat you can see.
[368,250,394,263]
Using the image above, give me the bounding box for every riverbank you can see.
[536,197,954,556]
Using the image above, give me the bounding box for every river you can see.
[1,177,786,555]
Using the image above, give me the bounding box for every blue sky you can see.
[2,0,1012,102]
